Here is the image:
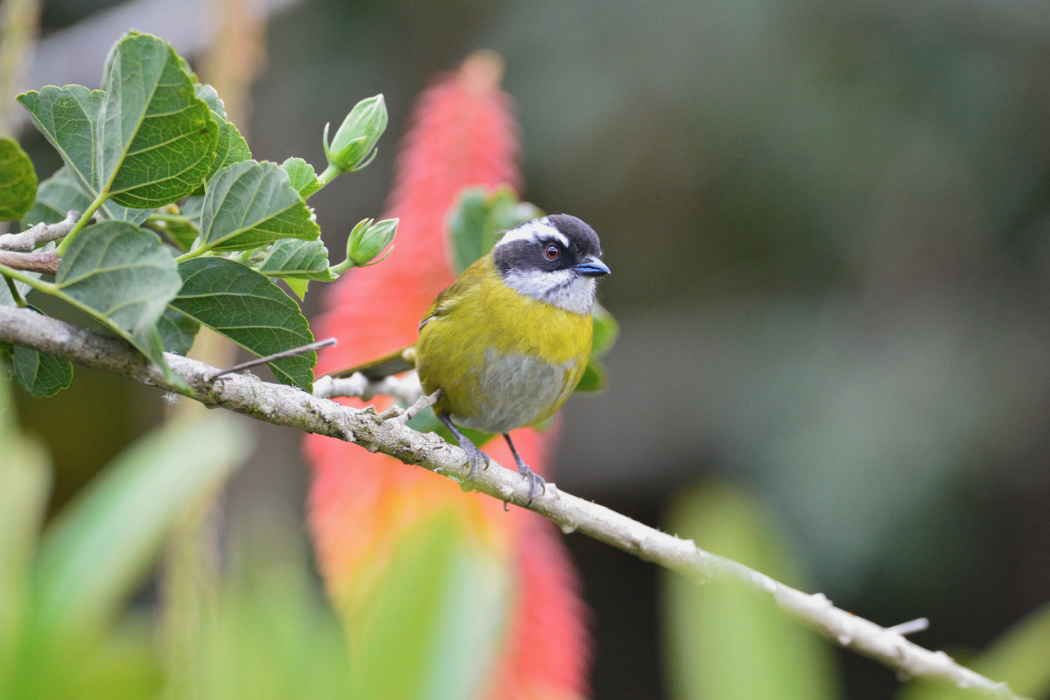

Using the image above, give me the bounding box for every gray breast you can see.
[453,350,576,434]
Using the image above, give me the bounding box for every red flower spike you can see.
[305,52,590,700]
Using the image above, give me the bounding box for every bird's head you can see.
[493,214,610,315]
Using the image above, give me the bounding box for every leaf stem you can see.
[55,191,107,256]
[3,274,28,307]
[317,163,340,189]
[148,213,193,224]
[175,245,211,263]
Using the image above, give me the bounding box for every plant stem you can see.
[328,258,355,275]
[148,213,192,224]
[3,274,27,306]
[175,245,211,263]
[317,163,340,188]
[0,264,52,293]
[55,191,107,255]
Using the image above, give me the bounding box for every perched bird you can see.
[332,213,610,503]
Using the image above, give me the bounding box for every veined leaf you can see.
[12,344,72,398]
[16,90,153,226]
[32,414,250,636]
[51,222,186,389]
[280,157,321,199]
[194,83,226,119]
[194,84,251,191]
[96,32,218,208]
[22,167,91,227]
[208,120,251,184]
[156,306,200,355]
[155,194,204,251]
[8,306,73,397]
[0,137,37,221]
[258,239,335,281]
[170,257,316,391]
[197,160,320,253]
[17,86,100,199]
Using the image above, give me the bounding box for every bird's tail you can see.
[326,346,417,381]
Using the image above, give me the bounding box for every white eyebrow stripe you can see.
[494,218,569,248]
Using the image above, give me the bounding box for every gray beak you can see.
[573,256,611,277]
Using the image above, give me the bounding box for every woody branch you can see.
[0,304,1026,700]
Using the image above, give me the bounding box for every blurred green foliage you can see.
[662,480,1050,700]
[0,363,355,699]
[661,482,840,700]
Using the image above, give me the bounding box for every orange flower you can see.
[304,52,589,700]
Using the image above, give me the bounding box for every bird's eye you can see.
[545,245,560,260]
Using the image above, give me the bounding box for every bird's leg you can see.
[503,433,546,507]
[438,413,489,485]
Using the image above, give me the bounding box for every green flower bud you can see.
[323,95,387,174]
[347,217,398,268]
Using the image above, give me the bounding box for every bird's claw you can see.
[518,463,546,507]
[462,442,489,486]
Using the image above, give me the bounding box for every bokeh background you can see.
[8,0,1050,697]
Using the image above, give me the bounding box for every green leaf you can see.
[16,89,153,226]
[191,84,251,193]
[257,239,335,281]
[575,302,618,392]
[156,306,200,355]
[590,302,618,357]
[154,218,199,252]
[662,482,840,700]
[21,167,90,227]
[0,370,51,697]
[208,120,251,184]
[197,161,320,253]
[405,406,496,451]
[448,184,543,274]
[8,306,73,398]
[280,157,321,198]
[283,278,309,301]
[344,510,510,700]
[0,137,37,221]
[17,85,100,199]
[12,344,73,398]
[194,83,226,119]
[96,32,218,208]
[898,603,1050,700]
[51,222,186,389]
[153,194,204,251]
[170,257,316,391]
[31,414,250,636]
[574,360,607,392]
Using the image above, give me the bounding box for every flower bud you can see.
[347,218,398,266]
[324,95,388,173]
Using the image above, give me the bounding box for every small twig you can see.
[313,369,423,405]
[210,338,337,378]
[391,388,443,424]
[887,618,930,637]
[0,249,59,274]
[0,210,79,252]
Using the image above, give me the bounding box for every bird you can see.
[330,213,610,504]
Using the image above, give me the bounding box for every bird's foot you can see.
[517,462,546,508]
[462,440,490,485]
